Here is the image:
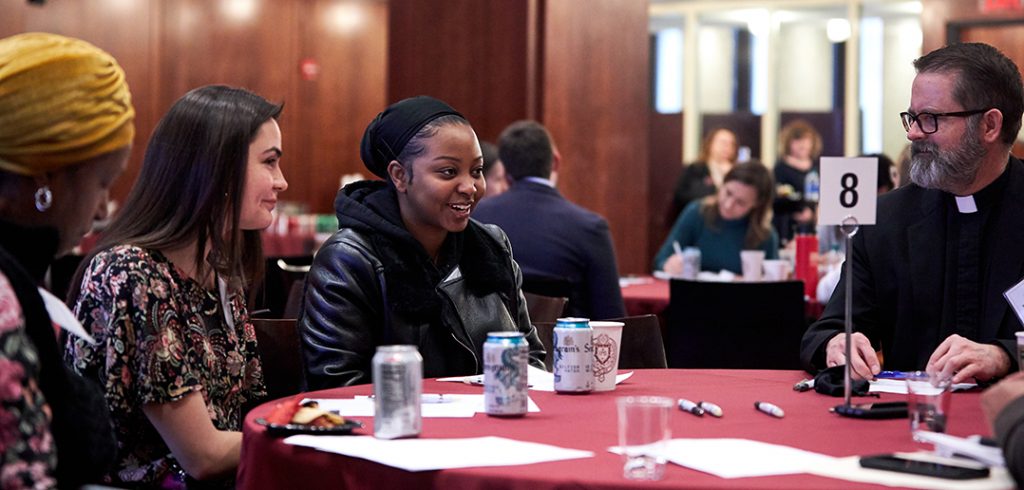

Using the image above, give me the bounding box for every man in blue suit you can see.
[472,120,626,320]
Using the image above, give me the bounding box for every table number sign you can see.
[818,157,878,226]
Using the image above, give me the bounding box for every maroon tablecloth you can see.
[621,277,825,319]
[238,369,989,489]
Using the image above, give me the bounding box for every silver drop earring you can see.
[34,185,52,212]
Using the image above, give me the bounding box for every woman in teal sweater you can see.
[655,161,778,275]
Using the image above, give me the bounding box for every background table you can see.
[621,276,825,320]
[239,369,990,489]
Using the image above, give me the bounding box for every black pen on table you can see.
[678,398,705,417]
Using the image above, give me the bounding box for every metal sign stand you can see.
[840,215,860,407]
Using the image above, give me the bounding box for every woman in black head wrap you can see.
[299,96,546,388]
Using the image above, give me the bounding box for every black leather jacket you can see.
[299,182,546,388]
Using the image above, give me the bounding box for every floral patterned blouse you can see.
[66,245,265,487]
[0,270,57,489]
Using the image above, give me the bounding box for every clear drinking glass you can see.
[616,396,672,480]
[905,371,952,441]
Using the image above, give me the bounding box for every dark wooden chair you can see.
[252,318,304,399]
[253,256,312,318]
[524,292,568,324]
[665,279,805,369]
[531,314,667,371]
[604,314,668,369]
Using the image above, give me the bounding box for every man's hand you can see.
[825,332,880,379]
[981,372,1024,431]
[926,334,1011,384]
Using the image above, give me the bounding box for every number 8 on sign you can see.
[818,157,877,226]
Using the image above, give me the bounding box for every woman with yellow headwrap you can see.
[0,32,134,488]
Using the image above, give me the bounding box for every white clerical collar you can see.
[955,195,978,214]
[521,176,555,188]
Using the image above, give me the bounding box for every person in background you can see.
[473,120,626,320]
[772,119,822,245]
[300,96,545,389]
[655,161,778,276]
[480,140,509,199]
[981,373,1024,487]
[800,43,1024,384]
[665,127,738,232]
[66,85,284,488]
[895,143,912,188]
[0,32,132,488]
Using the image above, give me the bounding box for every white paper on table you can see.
[437,367,634,392]
[306,394,539,418]
[285,435,594,472]
[609,438,837,478]
[869,379,976,394]
[807,452,1014,490]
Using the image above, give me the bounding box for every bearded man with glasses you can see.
[801,43,1024,390]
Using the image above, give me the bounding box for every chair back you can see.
[666,279,805,369]
[252,318,304,399]
[532,321,556,371]
[603,314,667,369]
[530,315,666,371]
[254,256,312,318]
[524,292,568,325]
[283,279,306,319]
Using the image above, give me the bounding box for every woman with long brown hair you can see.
[67,85,286,488]
[655,161,778,276]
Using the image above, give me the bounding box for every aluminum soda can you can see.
[553,317,593,393]
[484,332,529,417]
[682,246,701,280]
[372,345,422,439]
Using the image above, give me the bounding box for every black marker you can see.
[678,398,705,416]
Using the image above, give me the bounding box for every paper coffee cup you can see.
[591,321,624,391]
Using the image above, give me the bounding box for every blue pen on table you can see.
[678,398,705,417]
[874,371,913,380]
[754,401,784,418]
[698,401,723,418]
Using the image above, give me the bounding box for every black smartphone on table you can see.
[859,454,990,480]
[833,401,908,419]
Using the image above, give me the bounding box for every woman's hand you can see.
[662,253,685,276]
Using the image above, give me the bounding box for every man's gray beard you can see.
[909,122,986,194]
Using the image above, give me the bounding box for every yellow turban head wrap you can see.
[0,32,135,176]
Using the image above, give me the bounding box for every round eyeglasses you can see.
[899,108,989,134]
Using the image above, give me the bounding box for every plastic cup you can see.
[591,321,624,391]
[1016,332,1024,370]
[763,259,788,281]
[617,396,672,480]
[740,250,766,281]
[905,371,952,440]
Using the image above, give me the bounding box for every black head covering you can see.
[359,96,464,178]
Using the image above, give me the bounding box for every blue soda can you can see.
[484,332,529,417]
[553,317,593,393]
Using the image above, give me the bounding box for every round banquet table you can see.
[238,369,990,489]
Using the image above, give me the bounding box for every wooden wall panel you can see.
[648,112,683,269]
[295,0,388,213]
[921,0,1024,54]
[1,0,388,216]
[542,0,650,274]
[387,0,534,143]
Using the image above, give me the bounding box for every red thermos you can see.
[794,232,819,299]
